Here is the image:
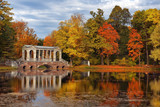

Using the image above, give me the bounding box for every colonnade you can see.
[21,75,62,91]
[22,45,62,62]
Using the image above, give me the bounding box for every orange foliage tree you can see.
[12,21,38,58]
[127,28,143,65]
[43,36,54,46]
[98,22,120,65]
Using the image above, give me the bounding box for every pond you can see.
[0,70,160,107]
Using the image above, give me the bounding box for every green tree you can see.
[149,22,160,62]
[108,5,131,59]
[38,38,44,46]
[0,0,15,60]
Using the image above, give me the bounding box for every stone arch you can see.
[56,66,59,71]
[30,66,33,70]
[62,66,65,69]
[30,50,34,59]
[56,51,59,61]
[23,66,26,71]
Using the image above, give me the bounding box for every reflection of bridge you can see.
[19,45,69,70]
[20,71,70,91]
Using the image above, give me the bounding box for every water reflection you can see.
[150,79,160,107]
[0,70,160,107]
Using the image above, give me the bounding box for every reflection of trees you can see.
[111,72,137,81]
[10,78,21,92]
[150,79,160,107]
[100,82,119,106]
[127,78,143,107]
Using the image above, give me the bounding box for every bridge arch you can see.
[30,66,33,70]
[23,66,26,71]
[38,64,52,69]
[62,66,65,69]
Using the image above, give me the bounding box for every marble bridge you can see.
[19,45,69,70]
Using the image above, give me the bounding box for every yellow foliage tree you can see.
[54,14,88,66]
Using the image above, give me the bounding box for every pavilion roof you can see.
[23,45,60,50]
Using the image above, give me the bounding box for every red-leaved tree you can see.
[98,22,120,65]
[127,28,143,65]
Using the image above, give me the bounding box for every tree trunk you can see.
[145,34,149,65]
[70,57,73,66]
[146,44,149,65]
[139,51,140,66]
[100,55,104,65]
[107,55,109,65]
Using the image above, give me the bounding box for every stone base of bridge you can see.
[20,61,69,70]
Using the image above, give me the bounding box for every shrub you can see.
[111,57,136,66]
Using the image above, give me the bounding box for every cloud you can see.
[7,0,160,38]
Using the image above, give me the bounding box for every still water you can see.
[0,70,160,107]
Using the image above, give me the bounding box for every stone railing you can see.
[61,59,69,65]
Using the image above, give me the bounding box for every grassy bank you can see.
[72,65,160,72]
[0,66,17,71]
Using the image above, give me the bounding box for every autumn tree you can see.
[54,14,88,66]
[12,21,38,58]
[127,28,143,65]
[43,35,55,46]
[98,22,120,65]
[149,22,160,62]
[85,9,109,65]
[108,5,131,59]
[0,0,15,60]
[131,9,160,64]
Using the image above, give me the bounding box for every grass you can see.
[0,66,17,71]
[38,65,47,69]
[72,65,160,72]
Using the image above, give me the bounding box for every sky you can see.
[7,0,160,38]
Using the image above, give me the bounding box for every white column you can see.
[53,51,56,61]
[42,50,44,61]
[26,50,30,61]
[33,50,36,61]
[22,50,25,61]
